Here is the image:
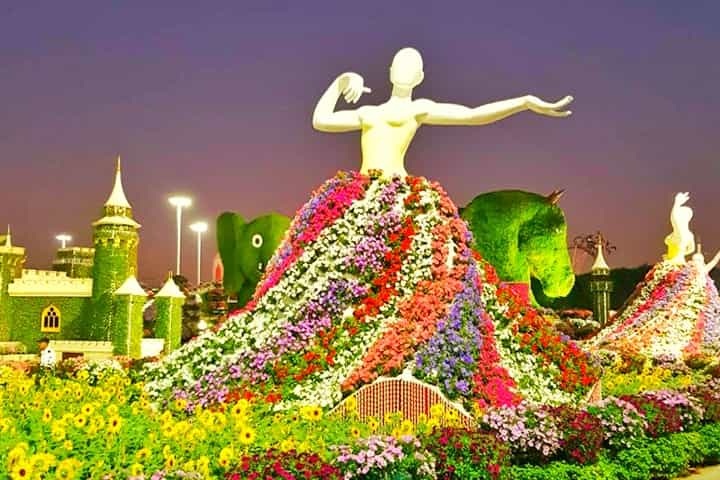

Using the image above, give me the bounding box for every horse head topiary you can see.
[216,212,290,306]
[461,190,574,303]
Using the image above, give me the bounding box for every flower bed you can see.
[2,366,720,479]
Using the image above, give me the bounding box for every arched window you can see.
[41,305,61,333]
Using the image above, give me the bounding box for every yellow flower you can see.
[218,446,234,469]
[173,398,188,411]
[8,443,29,467]
[10,460,32,480]
[129,463,144,476]
[50,423,66,441]
[29,453,56,473]
[74,414,87,429]
[76,370,89,381]
[350,426,361,438]
[135,448,151,461]
[429,404,444,418]
[162,445,173,458]
[398,419,414,436]
[55,459,81,480]
[0,418,10,433]
[197,456,210,471]
[42,408,53,423]
[107,415,122,434]
[63,440,73,451]
[161,422,175,438]
[368,417,379,432]
[238,425,256,445]
[106,404,119,416]
[280,438,295,452]
[165,454,177,470]
[302,405,322,422]
[183,460,196,472]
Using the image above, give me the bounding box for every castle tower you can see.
[155,274,185,353]
[0,227,26,341]
[113,276,147,358]
[90,158,141,340]
[589,234,613,327]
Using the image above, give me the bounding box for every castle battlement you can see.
[8,269,93,297]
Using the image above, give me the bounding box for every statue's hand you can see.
[525,95,573,118]
[674,192,690,206]
[338,72,371,104]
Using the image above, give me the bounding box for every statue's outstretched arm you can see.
[312,72,371,132]
[417,95,573,126]
[705,251,720,273]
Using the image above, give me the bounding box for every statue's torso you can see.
[358,101,425,177]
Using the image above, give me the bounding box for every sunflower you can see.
[29,453,56,473]
[238,425,256,445]
[10,460,32,480]
[164,454,177,470]
[74,414,87,429]
[368,417,379,432]
[42,408,53,423]
[345,396,358,412]
[280,438,295,452]
[135,448,151,461]
[302,405,322,422]
[0,418,10,433]
[106,404,119,416]
[7,444,28,467]
[161,422,175,438]
[173,398,188,411]
[107,415,122,434]
[55,459,80,480]
[50,423,66,442]
[63,440,73,451]
[398,419,414,436]
[350,426,361,438]
[128,463,143,476]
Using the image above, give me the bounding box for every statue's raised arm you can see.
[312,47,574,177]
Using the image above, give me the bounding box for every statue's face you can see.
[390,48,424,88]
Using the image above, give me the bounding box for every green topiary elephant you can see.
[460,190,575,303]
[216,212,290,306]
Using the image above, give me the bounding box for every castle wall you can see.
[8,296,92,353]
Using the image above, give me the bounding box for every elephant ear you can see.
[216,212,246,295]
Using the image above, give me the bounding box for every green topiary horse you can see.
[460,190,574,303]
[216,212,290,306]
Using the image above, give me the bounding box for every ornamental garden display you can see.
[4,47,720,480]
[593,192,720,364]
[143,47,594,414]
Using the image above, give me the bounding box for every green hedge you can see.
[8,296,92,352]
[508,424,720,480]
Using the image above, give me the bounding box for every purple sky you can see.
[2,1,720,284]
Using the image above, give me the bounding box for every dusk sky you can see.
[2,1,719,284]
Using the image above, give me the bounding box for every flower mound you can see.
[144,171,595,412]
[593,260,720,362]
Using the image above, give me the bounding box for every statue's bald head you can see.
[390,47,424,88]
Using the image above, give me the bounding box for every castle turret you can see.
[0,227,26,341]
[589,234,613,327]
[90,158,141,340]
[113,276,147,358]
[155,274,185,352]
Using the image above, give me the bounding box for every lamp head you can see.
[190,221,209,234]
[168,196,192,208]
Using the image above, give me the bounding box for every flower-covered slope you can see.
[593,260,720,361]
[144,171,597,411]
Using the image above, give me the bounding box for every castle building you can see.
[0,159,183,360]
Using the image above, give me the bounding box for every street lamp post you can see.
[55,234,72,249]
[168,196,192,275]
[189,221,208,286]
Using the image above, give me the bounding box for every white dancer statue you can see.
[313,47,573,177]
[664,192,696,264]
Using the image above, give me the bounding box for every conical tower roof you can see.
[105,156,131,209]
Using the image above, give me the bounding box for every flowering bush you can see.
[586,397,647,449]
[424,427,510,480]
